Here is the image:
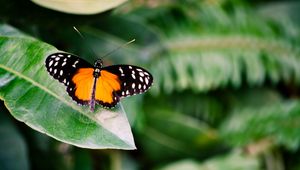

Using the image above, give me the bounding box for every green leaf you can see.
[31,0,127,15]
[0,103,29,170]
[139,109,220,163]
[158,160,200,170]
[158,150,260,170]
[0,24,30,38]
[0,24,135,149]
[221,100,300,150]
[145,92,225,125]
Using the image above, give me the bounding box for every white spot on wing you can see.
[60,70,63,76]
[54,69,57,74]
[67,55,71,58]
[139,77,143,82]
[119,67,123,73]
[132,83,135,88]
[139,72,144,77]
[62,62,66,66]
[138,84,141,89]
[72,60,79,68]
[49,68,52,72]
[63,79,66,83]
[49,60,54,66]
[58,54,63,57]
[129,66,132,69]
[145,78,149,85]
[136,68,142,72]
[132,74,136,79]
[51,55,56,58]
[54,62,58,66]
[122,91,125,95]
[143,85,146,89]
[55,57,60,61]
[126,90,130,95]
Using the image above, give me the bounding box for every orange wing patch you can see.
[95,70,121,104]
[72,68,94,101]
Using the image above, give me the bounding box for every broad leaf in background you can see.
[0,103,29,170]
[31,0,127,15]
[139,109,220,163]
[0,24,135,149]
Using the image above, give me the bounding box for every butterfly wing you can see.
[45,52,94,105]
[46,54,153,109]
[98,65,153,107]
[94,70,122,108]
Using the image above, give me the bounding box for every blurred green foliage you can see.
[0,0,300,169]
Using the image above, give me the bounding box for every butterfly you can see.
[45,52,153,111]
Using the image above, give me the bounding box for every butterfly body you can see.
[45,52,153,111]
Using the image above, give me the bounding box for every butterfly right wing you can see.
[95,65,153,108]
[45,52,93,105]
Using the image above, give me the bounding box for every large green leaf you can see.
[0,25,135,149]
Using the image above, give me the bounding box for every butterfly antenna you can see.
[101,39,135,59]
[73,26,135,60]
[73,26,98,57]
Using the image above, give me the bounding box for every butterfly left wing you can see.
[102,65,153,97]
[45,52,94,105]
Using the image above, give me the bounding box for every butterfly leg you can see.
[89,77,98,112]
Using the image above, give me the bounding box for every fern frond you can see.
[220,100,300,150]
[146,5,300,95]
[151,36,300,94]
